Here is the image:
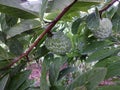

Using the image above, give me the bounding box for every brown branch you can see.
[0,0,77,70]
[99,0,119,18]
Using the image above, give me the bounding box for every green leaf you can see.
[0,60,11,69]
[72,18,83,34]
[0,0,38,19]
[95,56,120,67]
[105,7,117,19]
[57,67,77,81]
[17,80,33,90]
[0,14,10,31]
[69,1,100,12]
[40,54,55,90]
[0,31,6,43]
[0,74,9,90]
[10,61,26,77]
[6,19,40,38]
[45,10,80,21]
[7,70,31,90]
[5,14,18,27]
[34,45,49,59]
[82,41,112,54]
[26,87,40,90]
[106,60,120,78]
[50,86,65,90]
[40,59,49,90]
[44,53,54,69]
[7,39,24,56]
[96,86,120,90]
[49,57,63,86]
[73,86,87,90]
[46,1,100,21]
[85,68,107,90]
[112,13,120,33]
[47,0,100,13]
[40,0,48,21]
[78,0,104,3]
[117,3,120,16]
[66,68,107,90]
[86,8,100,30]
[0,46,14,60]
[86,47,119,62]
[47,0,73,12]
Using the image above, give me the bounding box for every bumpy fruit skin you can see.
[45,32,71,55]
[92,18,112,39]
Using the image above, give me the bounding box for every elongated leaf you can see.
[40,0,48,21]
[26,87,41,90]
[66,68,107,90]
[0,74,9,90]
[40,59,49,90]
[40,53,55,90]
[72,18,83,34]
[5,14,18,27]
[57,67,77,80]
[74,86,87,90]
[17,80,33,90]
[20,0,41,13]
[96,86,120,90]
[0,60,11,69]
[7,39,24,56]
[86,47,119,62]
[47,0,100,13]
[50,86,65,90]
[0,14,10,31]
[106,6,117,19]
[78,0,104,3]
[0,0,38,19]
[95,56,120,67]
[49,57,63,86]
[47,0,73,12]
[10,61,26,77]
[0,46,14,60]
[0,31,6,43]
[117,3,120,16]
[112,13,120,32]
[7,19,40,38]
[34,45,49,59]
[85,68,107,90]
[69,1,100,12]
[106,61,120,78]
[86,8,100,30]
[46,1,100,21]
[82,41,112,54]
[8,70,31,90]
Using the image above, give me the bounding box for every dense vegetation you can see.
[0,0,120,90]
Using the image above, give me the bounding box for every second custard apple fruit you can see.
[45,31,71,55]
[92,18,112,39]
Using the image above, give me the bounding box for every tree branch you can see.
[0,0,77,70]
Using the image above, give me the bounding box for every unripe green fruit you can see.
[92,18,112,39]
[45,31,71,55]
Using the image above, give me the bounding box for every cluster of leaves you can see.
[0,0,120,90]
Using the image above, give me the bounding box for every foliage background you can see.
[0,0,120,90]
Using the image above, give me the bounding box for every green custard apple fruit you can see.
[92,18,112,39]
[45,31,71,55]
